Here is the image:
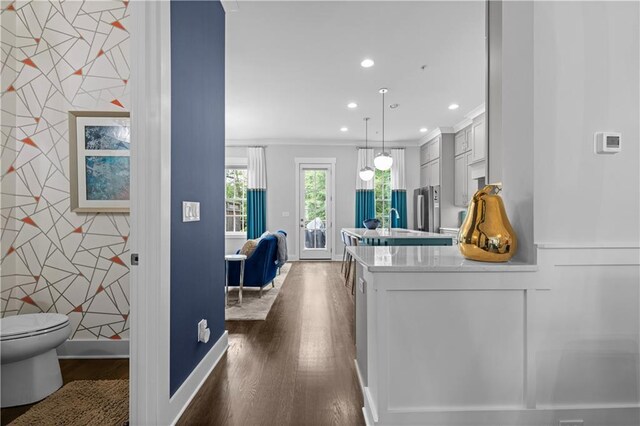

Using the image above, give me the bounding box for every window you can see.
[374,168,391,223]
[225,168,247,234]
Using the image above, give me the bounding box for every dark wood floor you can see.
[0,358,129,425]
[178,261,365,426]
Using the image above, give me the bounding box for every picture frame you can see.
[69,111,131,213]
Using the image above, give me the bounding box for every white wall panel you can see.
[387,289,525,409]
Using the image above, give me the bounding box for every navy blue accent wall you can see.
[170,0,225,396]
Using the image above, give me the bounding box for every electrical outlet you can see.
[559,420,584,426]
[197,319,210,343]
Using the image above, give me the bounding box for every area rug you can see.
[225,262,292,321]
[10,379,128,426]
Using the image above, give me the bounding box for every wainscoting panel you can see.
[535,246,640,409]
[356,247,639,425]
[386,289,525,409]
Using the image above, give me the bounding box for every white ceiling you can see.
[226,1,486,143]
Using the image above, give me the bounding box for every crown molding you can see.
[419,127,454,146]
[453,118,473,134]
[226,138,420,148]
[453,103,486,133]
[466,103,486,120]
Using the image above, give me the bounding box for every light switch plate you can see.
[282,212,290,217]
[182,201,200,222]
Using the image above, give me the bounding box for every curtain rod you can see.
[356,146,405,150]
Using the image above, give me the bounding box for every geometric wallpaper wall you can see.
[1,0,130,340]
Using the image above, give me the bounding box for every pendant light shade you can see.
[359,167,375,181]
[373,152,393,171]
[374,88,393,171]
[359,117,375,181]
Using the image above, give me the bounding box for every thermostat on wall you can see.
[594,132,621,154]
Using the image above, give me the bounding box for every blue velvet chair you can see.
[228,231,286,296]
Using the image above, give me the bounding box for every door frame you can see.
[294,158,336,260]
[129,1,173,424]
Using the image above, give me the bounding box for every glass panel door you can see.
[299,164,332,260]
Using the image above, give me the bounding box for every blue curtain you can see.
[247,189,266,239]
[355,190,375,228]
[391,190,407,228]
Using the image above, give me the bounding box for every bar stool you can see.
[346,235,358,294]
[225,254,247,306]
[343,234,353,282]
[340,231,349,275]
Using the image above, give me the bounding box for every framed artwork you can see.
[69,111,131,213]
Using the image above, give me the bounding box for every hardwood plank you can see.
[177,261,364,426]
[1,359,129,425]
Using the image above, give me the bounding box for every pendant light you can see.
[359,117,375,181]
[374,88,393,171]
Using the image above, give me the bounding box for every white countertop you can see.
[347,245,538,272]
[342,228,451,240]
[439,227,460,233]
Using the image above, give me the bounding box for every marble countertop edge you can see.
[347,245,538,273]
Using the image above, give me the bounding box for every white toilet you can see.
[1,313,71,408]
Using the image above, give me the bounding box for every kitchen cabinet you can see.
[470,114,486,163]
[466,151,477,199]
[420,137,441,165]
[428,137,440,160]
[454,130,469,157]
[420,163,429,187]
[420,159,439,187]
[454,151,474,207]
[428,159,440,186]
[454,154,466,206]
[420,144,429,165]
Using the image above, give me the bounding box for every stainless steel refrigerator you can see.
[413,185,440,232]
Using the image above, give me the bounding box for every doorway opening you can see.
[296,160,335,260]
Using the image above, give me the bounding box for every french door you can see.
[297,161,334,260]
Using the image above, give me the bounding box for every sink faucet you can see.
[389,208,400,230]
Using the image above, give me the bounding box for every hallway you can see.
[178,262,365,425]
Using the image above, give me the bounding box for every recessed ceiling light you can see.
[347,102,358,109]
[389,103,399,109]
[340,127,348,132]
[448,103,459,110]
[360,58,374,68]
[420,128,428,133]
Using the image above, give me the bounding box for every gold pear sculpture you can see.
[458,183,517,262]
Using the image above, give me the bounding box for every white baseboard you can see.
[57,339,129,358]
[355,359,379,424]
[168,331,229,425]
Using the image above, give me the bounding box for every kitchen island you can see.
[342,227,453,246]
[347,245,542,425]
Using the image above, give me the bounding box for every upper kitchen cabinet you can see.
[454,131,467,157]
[452,105,486,207]
[420,136,441,165]
[469,113,486,164]
[419,129,457,228]
[420,163,429,187]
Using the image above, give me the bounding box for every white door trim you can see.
[129,1,172,424]
[294,158,336,261]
